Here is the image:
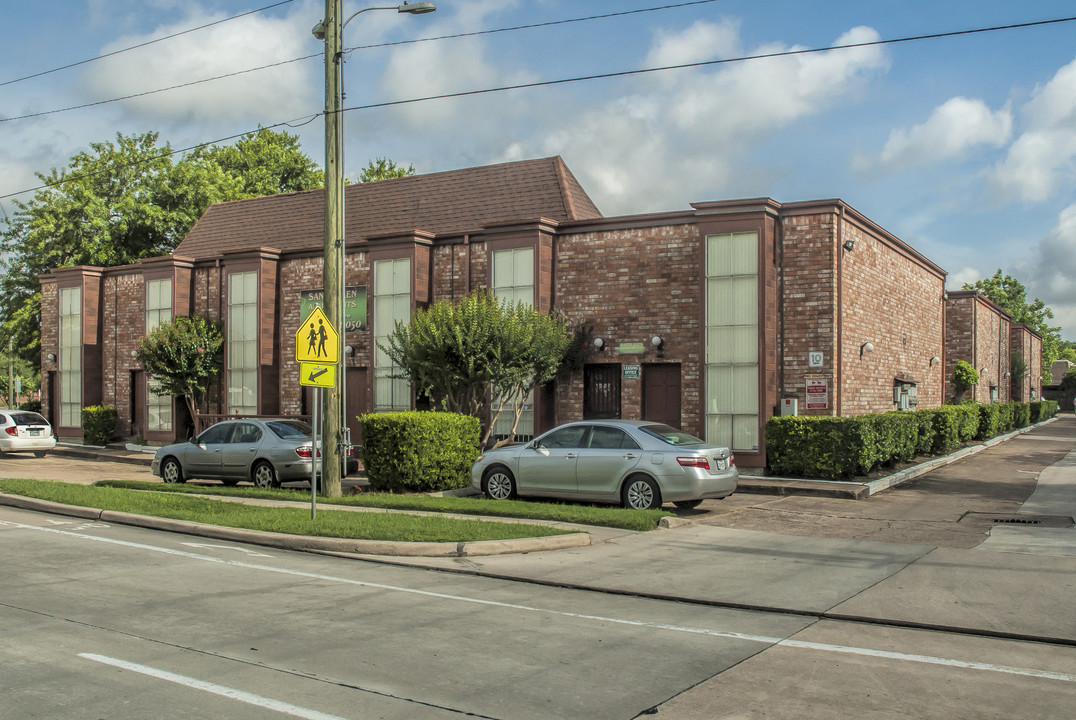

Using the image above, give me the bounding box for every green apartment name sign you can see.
[300,287,367,332]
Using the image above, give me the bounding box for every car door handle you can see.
[624,453,639,459]
[565,453,577,459]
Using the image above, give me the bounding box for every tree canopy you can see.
[0,128,323,368]
[381,292,571,447]
[357,157,415,183]
[963,270,1063,384]
[135,315,224,425]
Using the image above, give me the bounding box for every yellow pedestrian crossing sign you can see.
[296,306,339,363]
[300,362,336,388]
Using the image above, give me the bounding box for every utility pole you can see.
[320,0,344,497]
[7,337,13,408]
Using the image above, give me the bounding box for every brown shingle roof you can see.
[174,156,602,259]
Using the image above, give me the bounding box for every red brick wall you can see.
[100,272,146,435]
[553,223,704,435]
[944,293,1011,403]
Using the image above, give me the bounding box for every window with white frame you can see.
[227,272,258,415]
[373,258,412,412]
[705,231,759,452]
[145,278,173,431]
[59,287,81,428]
[492,247,535,438]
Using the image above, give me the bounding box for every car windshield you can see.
[10,412,49,426]
[266,420,312,439]
[639,423,705,446]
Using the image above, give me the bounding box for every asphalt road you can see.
[2,417,1075,718]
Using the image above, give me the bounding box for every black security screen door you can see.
[584,364,621,419]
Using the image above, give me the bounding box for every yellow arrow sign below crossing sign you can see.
[299,362,336,388]
[296,306,339,364]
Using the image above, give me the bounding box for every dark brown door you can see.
[345,367,368,446]
[584,364,621,420]
[643,363,682,428]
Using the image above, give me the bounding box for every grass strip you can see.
[0,478,573,543]
[95,479,669,532]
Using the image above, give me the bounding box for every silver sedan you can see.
[151,418,316,488]
[471,420,738,510]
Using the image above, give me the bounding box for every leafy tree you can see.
[1009,352,1028,395]
[950,360,979,402]
[0,128,323,369]
[135,316,224,423]
[381,291,571,447]
[358,157,415,183]
[964,270,1062,384]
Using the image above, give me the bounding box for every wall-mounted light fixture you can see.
[929,356,940,368]
[942,291,949,301]
[344,345,354,357]
[843,239,855,251]
[860,341,874,358]
[46,353,56,363]
[1004,371,1011,378]
[980,367,987,377]
[651,335,665,358]
[592,337,605,352]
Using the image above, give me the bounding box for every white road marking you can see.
[181,542,273,557]
[79,653,348,720]
[7,519,1076,685]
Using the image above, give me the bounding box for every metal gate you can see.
[584,364,621,419]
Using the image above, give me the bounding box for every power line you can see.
[0,0,298,88]
[2,13,1074,203]
[1,0,721,124]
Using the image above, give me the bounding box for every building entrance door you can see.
[643,363,682,428]
[583,364,621,420]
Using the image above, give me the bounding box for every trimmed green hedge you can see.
[359,411,480,493]
[81,405,118,446]
[767,399,1055,480]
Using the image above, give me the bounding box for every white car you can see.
[0,409,57,457]
[472,420,738,510]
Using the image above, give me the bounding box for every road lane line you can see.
[79,653,349,720]
[10,520,1076,686]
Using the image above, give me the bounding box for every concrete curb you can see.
[0,493,592,557]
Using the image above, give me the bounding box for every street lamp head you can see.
[398,1,436,13]
[311,20,327,40]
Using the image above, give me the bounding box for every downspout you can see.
[463,234,472,296]
[835,204,845,417]
[972,299,979,401]
[777,214,785,406]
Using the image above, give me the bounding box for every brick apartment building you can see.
[39,156,1028,468]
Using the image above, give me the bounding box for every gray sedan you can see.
[151,418,317,488]
[471,420,738,510]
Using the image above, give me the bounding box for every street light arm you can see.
[342,2,436,29]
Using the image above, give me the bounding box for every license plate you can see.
[29,430,40,437]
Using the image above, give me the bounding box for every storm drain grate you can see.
[993,518,1041,525]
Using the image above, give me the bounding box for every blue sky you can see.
[3,1,1076,340]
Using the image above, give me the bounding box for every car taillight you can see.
[676,456,710,469]
[5,427,17,436]
[295,446,321,459]
[728,454,735,466]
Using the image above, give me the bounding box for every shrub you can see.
[18,400,42,413]
[997,402,1015,432]
[81,405,118,446]
[360,411,480,493]
[1012,402,1030,428]
[955,402,980,441]
[1030,400,1059,423]
[865,412,918,466]
[922,406,962,454]
[976,403,1001,440]
[913,411,935,456]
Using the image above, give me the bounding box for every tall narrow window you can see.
[705,231,759,452]
[492,247,535,438]
[145,279,173,431]
[227,272,258,415]
[58,287,81,428]
[373,258,412,412]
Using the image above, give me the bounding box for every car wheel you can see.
[673,499,703,510]
[482,466,517,500]
[33,451,48,458]
[161,457,186,484]
[622,475,661,510]
[252,461,279,488]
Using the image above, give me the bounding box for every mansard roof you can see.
[174,156,602,259]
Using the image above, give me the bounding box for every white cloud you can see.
[515,25,890,213]
[83,4,320,128]
[946,266,985,291]
[876,97,1012,170]
[991,56,1076,204]
[644,19,742,68]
